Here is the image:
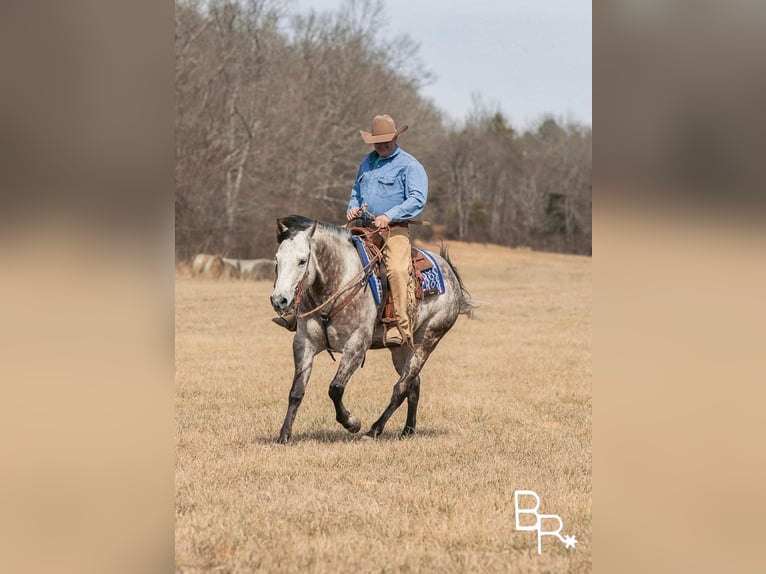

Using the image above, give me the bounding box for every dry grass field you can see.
[176,240,591,573]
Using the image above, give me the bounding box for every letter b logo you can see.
[513,490,576,554]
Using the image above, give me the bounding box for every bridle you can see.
[274,227,387,361]
[273,249,311,309]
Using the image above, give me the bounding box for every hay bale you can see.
[239,258,275,281]
[191,253,211,277]
[221,258,241,279]
[191,253,224,278]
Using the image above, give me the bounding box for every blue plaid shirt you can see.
[347,146,428,222]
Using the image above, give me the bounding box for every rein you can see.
[273,218,388,361]
[297,233,386,320]
[296,229,386,361]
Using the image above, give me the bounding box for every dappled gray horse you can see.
[270,215,474,443]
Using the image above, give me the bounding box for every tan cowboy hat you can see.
[359,114,408,144]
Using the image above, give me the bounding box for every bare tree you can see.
[175,0,591,259]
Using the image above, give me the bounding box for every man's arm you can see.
[383,162,428,222]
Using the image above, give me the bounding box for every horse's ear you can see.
[307,220,318,239]
[276,217,291,242]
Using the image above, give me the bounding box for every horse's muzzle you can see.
[270,293,291,314]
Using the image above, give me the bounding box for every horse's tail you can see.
[439,244,479,319]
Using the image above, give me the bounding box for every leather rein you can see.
[287,229,386,361]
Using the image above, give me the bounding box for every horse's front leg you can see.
[278,336,315,444]
[328,334,368,434]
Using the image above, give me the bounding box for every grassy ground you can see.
[176,241,591,573]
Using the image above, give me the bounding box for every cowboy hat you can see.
[359,114,408,144]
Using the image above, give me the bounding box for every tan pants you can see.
[383,227,416,344]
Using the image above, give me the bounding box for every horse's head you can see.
[270,216,318,314]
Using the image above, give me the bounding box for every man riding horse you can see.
[274,114,428,348]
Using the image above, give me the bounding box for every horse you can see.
[270,215,474,443]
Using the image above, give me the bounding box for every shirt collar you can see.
[371,145,400,165]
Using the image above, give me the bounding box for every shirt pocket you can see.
[377,175,398,186]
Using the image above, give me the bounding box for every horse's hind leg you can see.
[365,333,441,439]
[390,346,419,437]
[402,376,420,437]
[328,345,366,434]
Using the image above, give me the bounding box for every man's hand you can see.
[373,214,390,229]
[346,207,361,221]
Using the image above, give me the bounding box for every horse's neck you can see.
[310,232,360,297]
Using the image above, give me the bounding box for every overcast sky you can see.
[294,0,592,129]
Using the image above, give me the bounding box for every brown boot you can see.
[385,325,404,346]
[272,310,297,331]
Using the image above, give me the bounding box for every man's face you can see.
[373,137,397,158]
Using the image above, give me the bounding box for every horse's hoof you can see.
[346,416,362,434]
[400,426,416,438]
[362,428,380,440]
[277,433,291,444]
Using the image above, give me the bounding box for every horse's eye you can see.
[298,259,307,266]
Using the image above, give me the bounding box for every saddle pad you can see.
[352,236,383,304]
[413,247,446,297]
[351,238,446,305]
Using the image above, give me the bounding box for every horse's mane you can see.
[277,215,351,244]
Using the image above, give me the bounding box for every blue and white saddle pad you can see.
[414,247,446,297]
[351,237,446,305]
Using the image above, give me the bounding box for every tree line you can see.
[176,0,592,260]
